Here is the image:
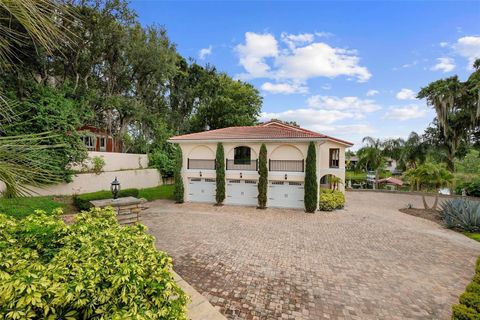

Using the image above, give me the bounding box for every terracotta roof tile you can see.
[169,120,353,146]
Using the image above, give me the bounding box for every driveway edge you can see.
[172,270,226,320]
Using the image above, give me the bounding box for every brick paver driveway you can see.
[142,192,480,320]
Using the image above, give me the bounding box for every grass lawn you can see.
[346,170,392,180]
[138,185,174,201]
[0,196,67,219]
[463,232,480,242]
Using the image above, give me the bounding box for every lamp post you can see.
[111,177,121,199]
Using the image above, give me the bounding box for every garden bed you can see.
[398,207,443,224]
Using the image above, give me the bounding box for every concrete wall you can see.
[70,151,149,172]
[0,169,161,196]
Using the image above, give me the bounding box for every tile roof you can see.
[169,120,353,146]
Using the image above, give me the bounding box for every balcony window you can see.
[82,136,95,151]
[329,148,340,168]
[234,146,251,165]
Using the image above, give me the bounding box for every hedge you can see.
[452,257,480,319]
[319,189,345,211]
[0,207,188,319]
[73,188,139,211]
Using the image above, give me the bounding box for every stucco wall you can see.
[70,151,149,172]
[0,169,161,196]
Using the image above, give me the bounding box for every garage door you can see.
[268,181,304,209]
[226,179,258,206]
[188,178,216,203]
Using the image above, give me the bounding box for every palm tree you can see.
[0,0,74,197]
[401,132,427,169]
[357,136,385,188]
[403,163,453,210]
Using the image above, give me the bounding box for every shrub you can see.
[456,180,480,197]
[452,257,480,319]
[319,189,345,211]
[304,142,318,213]
[215,143,225,205]
[257,143,268,209]
[174,147,184,203]
[440,198,480,232]
[0,208,188,319]
[91,155,106,175]
[73,188,139,211]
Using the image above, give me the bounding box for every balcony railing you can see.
[187,159,215,170]
[269,159,304,172]
[226,159,258,171]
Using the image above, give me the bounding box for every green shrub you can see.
[257,143,267,209]
[215,143,225,205]
[91,155,106,175]
[319,189,345,211]
[440,198,480,232]
[0,208,188,319]
[174,147,184,203]
[452,256,480,319]
[304,142,318,213]
[73,188,139,211]
[456,180,480,197]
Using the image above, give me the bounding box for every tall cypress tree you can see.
[257,143,268,209]
[215,142,225,205]
[304,141,318,213]
[173,146,184,203]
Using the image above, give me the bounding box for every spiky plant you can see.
[440,198,480,232]
[304,141,318,213]
[257,143,267,209]
[215,143,225,205]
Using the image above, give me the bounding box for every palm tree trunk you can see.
[422,195,430,210]
[432,195,439,211]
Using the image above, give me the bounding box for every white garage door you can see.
[226,179,258,206]
[268,181,304,209]
[188,178,216,203]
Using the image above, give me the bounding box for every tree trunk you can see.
[422,195,430,210]
[375,169,380,189]
[432,195,439,211]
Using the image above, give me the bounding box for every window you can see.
[82,136,95,150]
[329,148,340,168]
[99,137,106,151]
[234,146,251,165]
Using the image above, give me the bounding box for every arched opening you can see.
[234,146,251,165]
[320,174,343,191]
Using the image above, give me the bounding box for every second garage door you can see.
[268,181,304,209]
[226,179,258,206]
[188,178,216,203]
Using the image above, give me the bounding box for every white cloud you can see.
[261,82,308,94]
[366,89,379,97]
[281,33,314,49]
[315,31,334,38]
[198,46,212,60]
[261,108,356,125]
[396,88,416,100]
[307,95,381,113]
[431,57,456,72]
[235,32,371,84]
[454,36,480,66]
[384,104,428,121]
[235,32,279,78]
[440,42,449,48]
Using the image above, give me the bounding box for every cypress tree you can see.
[304,141,318,213]
[215,142,225,205]
[257,143,268,209]
[173,146,184,203]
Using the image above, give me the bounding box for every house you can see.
[78,125,120,152]
[168,120,353,209]
[347,155,398,173]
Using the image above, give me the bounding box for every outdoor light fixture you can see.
[240,172,243,178]
[285,174,288,180]
[199,171,202,177]
[111,177,121,199]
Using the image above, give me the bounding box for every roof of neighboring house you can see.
[169,120,353,146]
[377,177,403,186]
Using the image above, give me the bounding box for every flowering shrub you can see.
[319,189,345,211]
[0,208,188,319]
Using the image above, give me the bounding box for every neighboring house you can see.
[348,156,398,173]
[78,125,120,152]
[169,120,353,209]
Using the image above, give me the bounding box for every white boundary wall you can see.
[0,169,162,196]
[70,151,149,172]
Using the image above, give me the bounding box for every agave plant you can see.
[440,198,480,232]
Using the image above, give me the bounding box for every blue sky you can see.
[130,1,480,149]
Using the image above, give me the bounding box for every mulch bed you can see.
[398,208,443,225]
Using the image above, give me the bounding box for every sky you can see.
[130,0,480,149]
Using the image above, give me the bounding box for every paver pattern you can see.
[142,192,480,320]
